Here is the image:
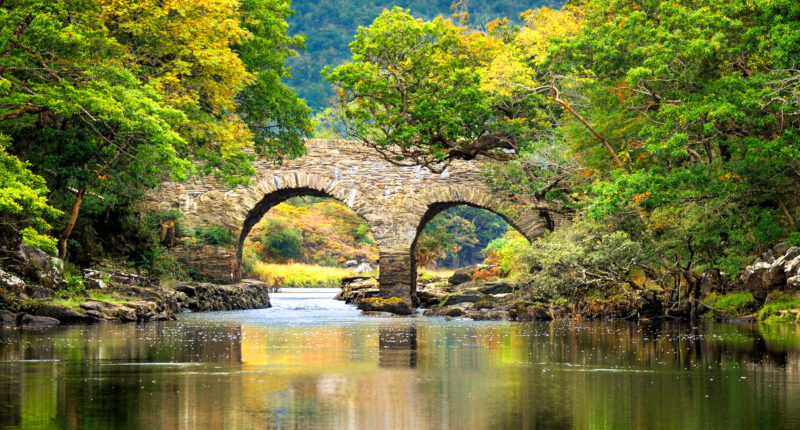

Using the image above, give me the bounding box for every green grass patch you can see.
[759,293,800,323]
[419,268,455,280]
[249,262,374,287]
[707,292,759,318]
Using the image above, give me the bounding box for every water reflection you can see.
[379,325,417,368]
[0,290,799,429]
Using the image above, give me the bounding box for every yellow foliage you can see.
[98,0,254,151]
[515,6,583,66]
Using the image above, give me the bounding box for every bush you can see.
[260,219,303,262]
[195,225,234,246]
[515,217,645,300]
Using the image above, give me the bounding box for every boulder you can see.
[354,262,373,273]
[742,262,771,300]
[448,265,477,285]
[478,281,514,295]
[344,260,358,268]
[0,310,17,325]
[416,288,448,308]
[22,285,55,299]
[17,313,60,326]
[80,300,137,322]
[788,276,800,290]
[508,303,552,321]
[357,297,413,315]
[422,306,465,317]
[0,269,25,293]
[464,310,507,321]
[773,242,789,256]
[442,293,483,305]
[32,303,93,323]
[17,246,64,289]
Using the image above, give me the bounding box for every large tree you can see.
[324,7,549,172]
[0,0,311,259]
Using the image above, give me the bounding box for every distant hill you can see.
[285,0,559,111]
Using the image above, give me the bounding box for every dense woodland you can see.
[2,0,800,320]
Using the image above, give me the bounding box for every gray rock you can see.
[23,285,55,299]
[84,277,107,290]
[356,297,413,315]
[354,262,373,273]
[345,260,358,268]
[0,269,25,292]
[773,242,789,256]
[443,293,483,305]
[17,313,60,326]
[32,303,92,323]
[0,310,17,325]
[80,300,137,321]
[788,275,800,289]
[478,281,514,295]
[448,265,477,285]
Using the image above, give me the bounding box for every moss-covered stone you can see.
[707,292,759,319]
[357,297,413,315]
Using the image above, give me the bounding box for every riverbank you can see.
[0,245,271,327]
[338,257,800,323]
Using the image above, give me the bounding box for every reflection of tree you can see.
[379,324,418,368]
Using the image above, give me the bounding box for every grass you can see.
[249,262,376,287]
[419,268,455,280]
[706,292,759,318]
[759,293,800,323]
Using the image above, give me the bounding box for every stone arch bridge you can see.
[149,139,555,303]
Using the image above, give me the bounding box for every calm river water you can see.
[1,288,800,429]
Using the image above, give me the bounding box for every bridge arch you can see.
[233,172,373,280]
[376,185,552,301]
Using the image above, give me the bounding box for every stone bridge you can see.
[149,139,554,304]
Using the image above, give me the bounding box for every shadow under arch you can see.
[234,186,374,281]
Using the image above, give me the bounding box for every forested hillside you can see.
[286,0,558,110]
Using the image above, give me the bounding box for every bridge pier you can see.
[378,249,418,306]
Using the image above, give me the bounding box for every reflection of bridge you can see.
[149,139,554,303]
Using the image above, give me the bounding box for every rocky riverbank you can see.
[0,245,271,327]
[338,251,800,323]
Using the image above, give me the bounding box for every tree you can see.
[0,134,60,252]
[0,0,190,258]
[324,7,548,171]
[1,0,312,260]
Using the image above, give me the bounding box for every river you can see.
[1,288,799,429]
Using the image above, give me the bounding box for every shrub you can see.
[260,219,303,262]
[195,225,234,246]
[515,217,645,300]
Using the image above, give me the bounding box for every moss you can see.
[472,301,495,310]
[707,292,759,318]
[759,293,800,323]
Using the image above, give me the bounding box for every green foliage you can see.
[0,0,310,262]
[324,7,547,167]
[194,225,235,247]
[707,292,759,318]
[0,135,60,252]
[484,230,529,276]
[759,294,800,323]
[257,219,303,262]
[286,0,552,111]
[515,217,645,300]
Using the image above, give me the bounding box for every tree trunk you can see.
[57,188,86,260]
